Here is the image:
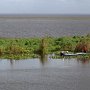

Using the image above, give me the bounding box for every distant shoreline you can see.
[0,14,90,20]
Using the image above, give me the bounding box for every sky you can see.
[0,0,90,14]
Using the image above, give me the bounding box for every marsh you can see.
[0,15,90,90]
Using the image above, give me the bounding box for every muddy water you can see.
[0,58,90,90]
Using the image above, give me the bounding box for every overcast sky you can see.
[0,0,90,14]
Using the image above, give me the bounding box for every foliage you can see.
[75,37,90,52]
[0,34,89,55]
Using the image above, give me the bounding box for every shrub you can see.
[75,39,90,52]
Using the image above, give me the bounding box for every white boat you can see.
[76,52,87,55]
[60,51,87,56]
[63,53,78,56]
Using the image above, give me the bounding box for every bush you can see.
[75,38,90,52]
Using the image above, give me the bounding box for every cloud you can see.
[0,0,90,14]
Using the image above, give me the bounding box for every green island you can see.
[0,34,90,60]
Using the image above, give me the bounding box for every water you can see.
[0,15,90,90]
[0,16,90,37]
[0,58,90,90]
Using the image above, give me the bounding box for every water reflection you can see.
[0,54,90,67]
[39,54,48,65]
[77,57,90,64]
[2,54,49,66]
[10,59,14,65]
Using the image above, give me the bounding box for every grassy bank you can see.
[0,34,90,55]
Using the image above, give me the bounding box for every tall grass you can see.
[0,34,89,55]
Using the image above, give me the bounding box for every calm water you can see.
[0,58,90,90]
[0,16,90,37]
[0,15,90,90]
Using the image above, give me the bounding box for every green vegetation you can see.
[0,35,89,57]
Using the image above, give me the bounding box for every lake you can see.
[0,15,90,90]
[0,58,90,90]
[0,15,90,38]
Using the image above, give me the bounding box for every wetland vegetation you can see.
[0,34,90,60]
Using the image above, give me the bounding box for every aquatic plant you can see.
[75,38,90,52]
[0,34,89,55]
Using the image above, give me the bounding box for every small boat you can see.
[60,51,76,56]
[60,51,87,56]
[63,53,78,56]
[76,52,87,55]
